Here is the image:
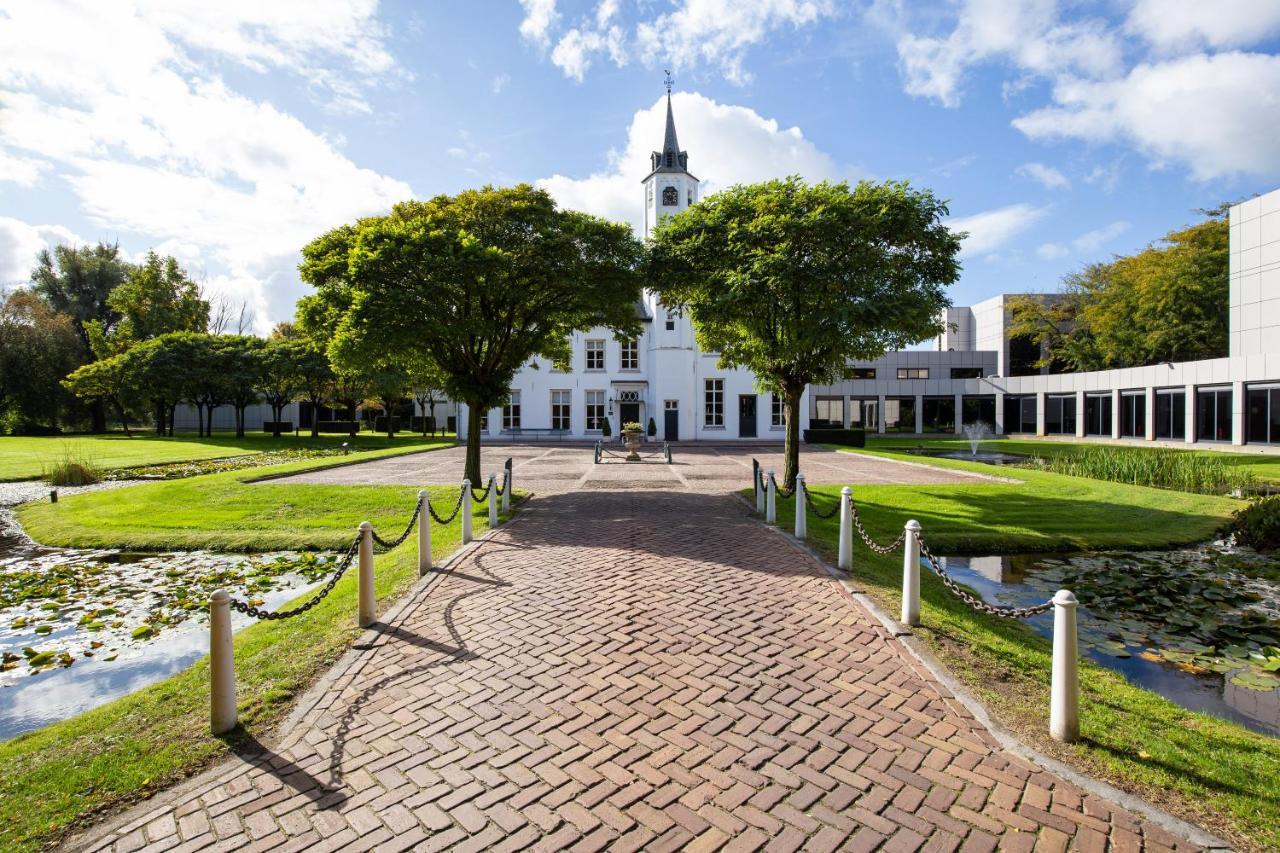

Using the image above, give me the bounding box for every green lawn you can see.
[772,451,1278,851]
[0,432,455,482]
[866,434,1280,483]
[1,448,500,851]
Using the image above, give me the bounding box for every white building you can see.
[460,92,809,443]
[810,187,1280,449]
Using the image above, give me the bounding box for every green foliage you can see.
[600,417,611,438]
[622,421,642,432]
[1023,446,1254,494]
[30,242,129,357]
[1231,495,1280,551]
[0,290,83,433]
[646,176,960,487]
[647,417,656,437]
[1009,216,1228,372]
[43,449,103,486]
[299,184,643,482]
[90,251,208,357]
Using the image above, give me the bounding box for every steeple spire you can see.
[649,71,692,176]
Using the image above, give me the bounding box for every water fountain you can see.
[964,421,991,457]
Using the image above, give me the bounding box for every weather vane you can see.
[664,69,674,95]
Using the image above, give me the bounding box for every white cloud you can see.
[518,0,559,47]
[0,0,411,332]
[1126,0,1280,52]
[537,92,841,234]
[1013,52,1280,180]
[492,73,510,94]
[0,151,50,188]
[0,217,83,286]
[1015,161,1069,189]
[1037,219,1129,259]
[947,203,1048,257]
[522,0,835,85]
[892,0,1122,108]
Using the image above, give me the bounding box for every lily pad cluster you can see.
[999,548,1280,692]
[2,548,334,680]
[105,447,348,481]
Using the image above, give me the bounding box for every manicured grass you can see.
[771,451,1278,850]
[866,434,1280,484]
[0,432,454,482]
[0,451,504,851]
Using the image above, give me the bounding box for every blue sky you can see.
[1,0,1278,333]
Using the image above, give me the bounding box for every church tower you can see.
[642,84,698,238]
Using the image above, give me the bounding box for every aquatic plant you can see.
[1230,494,1280,552]
[43,449,102,486]
[1023,446,1254,495]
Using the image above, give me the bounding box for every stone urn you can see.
[622,422,643,461]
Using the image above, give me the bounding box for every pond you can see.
[935,545,1280,736]
[0,509,335,739]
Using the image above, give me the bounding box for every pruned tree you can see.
[298,184,643,483]
[646,177,960,489]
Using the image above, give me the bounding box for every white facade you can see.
[460,93,808,443]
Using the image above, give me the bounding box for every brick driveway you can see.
[77,489,1200,852]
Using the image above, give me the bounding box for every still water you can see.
[936,547,1280,736]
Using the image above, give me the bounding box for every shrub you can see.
[43,450,102,486]
[647,417,657,437]
[1024,446,1254,495]
[600,418,611,438]
[1231,495,1280,551]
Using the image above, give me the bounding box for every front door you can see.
[664,400,679,441]
[739,395,757,438]
[619,402,640,438]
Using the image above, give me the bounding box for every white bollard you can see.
[1050,589,1081,743]
[837,486,853,572]
[209,589,236,734]
[358,521,375,627]
[795,473,807,540]
[755,469,765,515]
[502,464,511,513]
[766,470,777,524]
[488,473,498,527]
[901,520,922,627]
[461,479,473,544]
[418,489,432,576]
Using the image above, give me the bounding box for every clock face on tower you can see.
[662,186,678,207]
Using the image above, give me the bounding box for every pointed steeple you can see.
[661,92,681,162]
[646,74,694,178]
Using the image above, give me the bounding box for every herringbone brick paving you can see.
[76,489,1202,851]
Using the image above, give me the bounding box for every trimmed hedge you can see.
[803,428,866,447]
[262,421,293,433]
[315,420,358,435]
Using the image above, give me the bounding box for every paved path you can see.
[274,443,1000,495]
[77,489,1200,852]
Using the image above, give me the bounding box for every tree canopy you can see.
[647,176,961,487]
[0,290,82,433]
[299,184,643,481]
[1008,215,1228,372]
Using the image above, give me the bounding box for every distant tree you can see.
[216,336,265,438]
[0,290,82,433]
[327,372,367,434]
[409,356,449,436]
[258,338,307,437]
[293,345,335,438]
[364,366,411,438]
[647,177,960,489]
[30,242,130,431]
[62,354,136,435]
[299,185,642,483]
[91,251,208,356]
[116,334,198,435]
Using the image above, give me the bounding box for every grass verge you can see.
[0,432,454,482]
[768,452,1278,850]
[0,483,505,852]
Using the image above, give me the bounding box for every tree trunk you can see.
[115,399,132,436]
[235,406,245,438]
[783,383,804,491]
[385,400,395,439]
[465,400,483,485]
[91,399,106,434]
[194,402,205,437]
[309,398,320,438]
[154,400,165,435]
[206,405,215,437]
[271,403,283,438]
[168,403,177,436]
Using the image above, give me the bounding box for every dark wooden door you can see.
[664,409,679,441]
[739,395,757,438]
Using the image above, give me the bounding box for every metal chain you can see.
[849,503,907,554]
[370,496,422,551]
[228,534,360,620]
[493,460,512,496]
[428,485,467,525]
[802,486,840,519]
[917,537,1054,619]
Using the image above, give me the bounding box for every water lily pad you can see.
[130,625,155,640]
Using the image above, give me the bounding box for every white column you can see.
[1050,590,1080,743]
[795,473,807,540]
[837,486,853,571]
[1184,384,1197,443]
[901,520,921,627]
[953,393,964,435]
[417,490,432,576]
[1232,380,1246,445]
[488,473,498,527]
[1144,387,1156,441]
[913,395,924,434]
[877,394,887,434]
[766,470,777,524]
[994,392,1006,435]
[1074,391,1086,438]
[209,589,236,734]
[358,521,374,628]
[1111,389,1122,439]
[461,480,473,543]
[841,396,851,430]
[1036,393,1047,437]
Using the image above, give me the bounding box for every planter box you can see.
[262,421,293,434]
[316,420,359,435]
[803,428,866,447]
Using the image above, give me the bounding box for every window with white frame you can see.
[503,390,521,431]
[771,394,784,428]
[478,409,489,431]
[585,390,605,431]
[551,390,571,431]
[585,339,604,370]
[620,338,639,370]
[704,379,724,427]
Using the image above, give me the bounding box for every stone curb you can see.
[735,493,1234,852]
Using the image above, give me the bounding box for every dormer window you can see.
[662,186,678,206]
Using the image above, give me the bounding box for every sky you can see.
[1,0,1278,335]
